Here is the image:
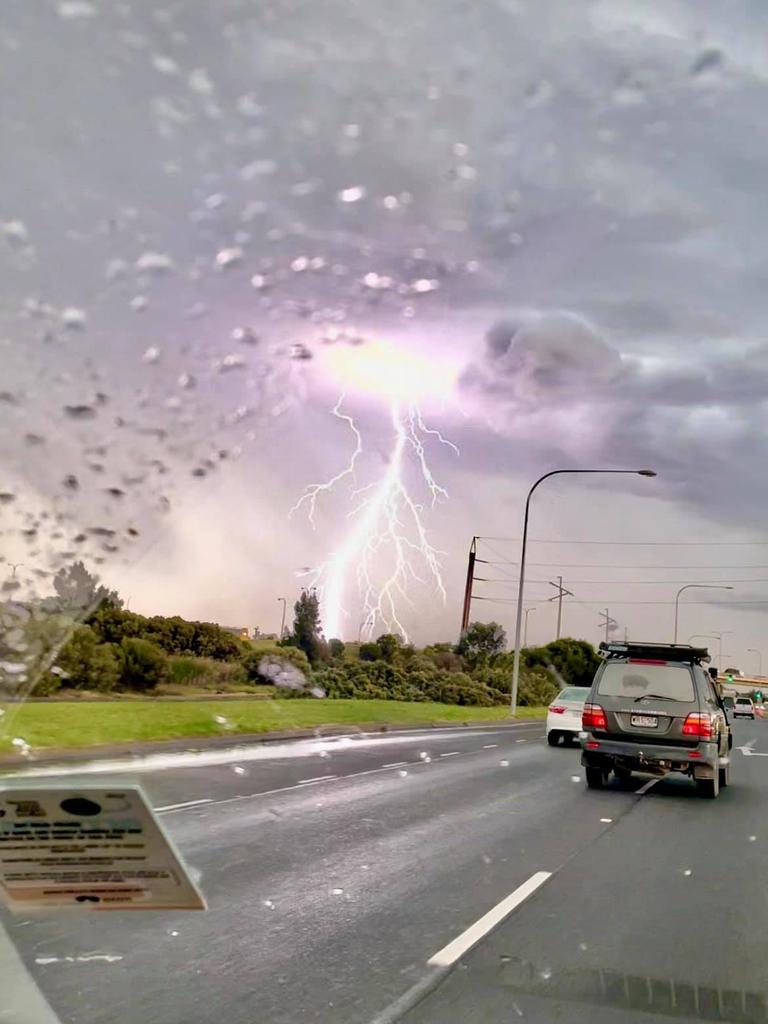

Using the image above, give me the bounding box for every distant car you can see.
[546,687,590,746]
[724,668,745,678]
[734,697,755,719]
[580,641,732,798]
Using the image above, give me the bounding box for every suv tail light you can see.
[549,705,566,714]
[682,712,713,739]
[582,703,607,730]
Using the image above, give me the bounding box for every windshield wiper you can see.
[634,693,676,702]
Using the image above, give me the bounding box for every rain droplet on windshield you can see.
[142,347,160,364]
[135,251,174,273]
[63,404,96,420]
[61,307,87,330]
[217,353,246,372]
[2,220,29,244]
[337,186,366,204]
[215,247,243,269]
[232,326,259,345]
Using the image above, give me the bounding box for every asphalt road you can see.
[2,718,767,1024]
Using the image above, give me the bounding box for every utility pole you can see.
[277,597,287,639]
[460,537,477,635]
[547,576,573,640]
[598,608,617,643]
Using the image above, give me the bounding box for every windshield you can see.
[4,2,768,1024]
[596,663,696,702]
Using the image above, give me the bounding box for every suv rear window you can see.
[736,698,752,705]
[596,662,695,702]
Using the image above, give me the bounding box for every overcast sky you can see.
[3,0,768,666]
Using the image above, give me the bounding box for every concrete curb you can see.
[0,718,545,770]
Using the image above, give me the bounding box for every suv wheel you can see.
[547,731,560,747]
[696,775,720,799]
[614,766,632,786]
[585,766,605,789]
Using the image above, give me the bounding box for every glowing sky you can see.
[5,0,768,662]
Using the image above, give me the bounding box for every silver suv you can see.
[581,642,732,798]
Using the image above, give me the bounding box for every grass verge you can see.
[0,700,545,753]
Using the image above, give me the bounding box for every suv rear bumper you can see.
[581,735,720,772]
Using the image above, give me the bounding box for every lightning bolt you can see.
[292,396,458,642]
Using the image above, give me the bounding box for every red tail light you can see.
[582,703,607,730]
[549,705,566,714]
[682,712,713,739]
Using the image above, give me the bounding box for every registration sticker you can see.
[0,783,205,912]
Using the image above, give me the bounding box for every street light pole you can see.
[748,648,762,676]
[509,468,656,715]
[277,597,287,639]
[523,607,535,647]
[673,585,733,643]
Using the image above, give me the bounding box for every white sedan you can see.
[546,687,590,746]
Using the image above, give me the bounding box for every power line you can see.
[477,537,768,546]
[476,559,768,569]
[472,596,768,606]
[476,577,768,585]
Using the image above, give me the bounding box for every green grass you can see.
[0,700,545,753]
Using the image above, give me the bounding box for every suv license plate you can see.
[631,715,658,728]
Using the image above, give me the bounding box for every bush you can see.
[87,604,246,661]
[53,625,122,693]
[242,643,311,682]
[119,637,169,692]
[359,642,383,662]
[167,656,248,691]
[517,669,558,707]
[328,638,345,659]
[523,638,599,689]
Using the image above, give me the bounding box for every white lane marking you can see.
[155,798,212,812]
[636,778,660,795]
[599,818,613,823]
[483,744,498,749]
[298,775,338,785]
[739,738,764,756]
[439,751,460,758]
[159,735,544,813]
[515,739,527,743]
[382,761,408,768]
[428,872,552,967]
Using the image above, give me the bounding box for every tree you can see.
[456,621,507,667]
[287,590,324,665]
[119,637,169,691]
[523,638,599,688]
[55,625,122,692]
[51,561,120,615]
[359,642,383,662]
[376,634,401,663]
[328,638,345,659]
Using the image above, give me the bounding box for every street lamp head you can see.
[637,469,657,477]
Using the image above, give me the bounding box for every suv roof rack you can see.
[599,641,710,664]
